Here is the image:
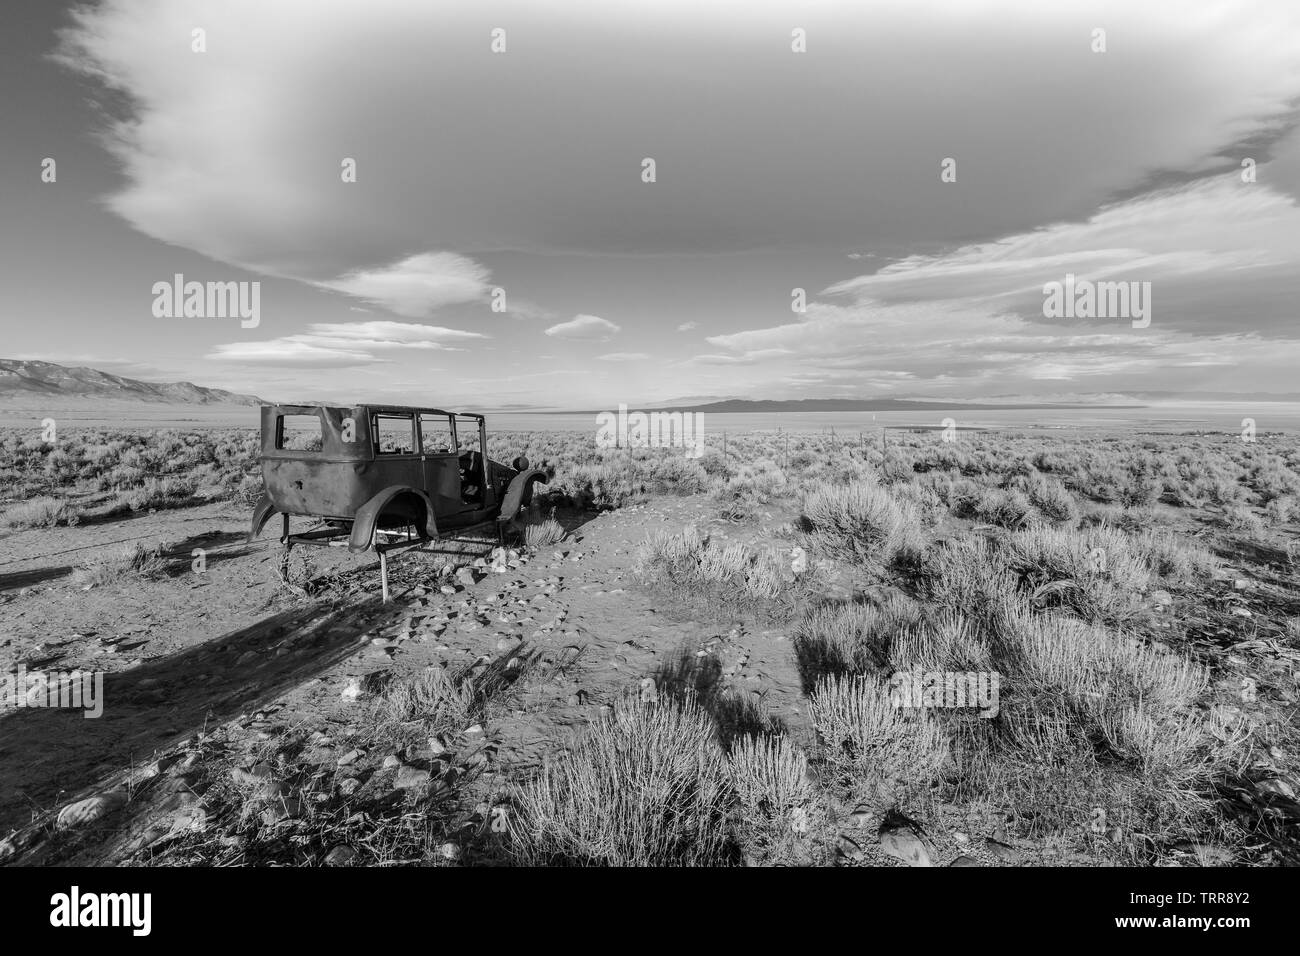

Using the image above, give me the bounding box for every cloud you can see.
[207,340,379,368]
[207,320,486,367]
[676,322,697,331]
[701,178,1300,395]
[57,0,1300,264]
[544,314,621,340]
[316,253,491,317]
[597,352,649,361]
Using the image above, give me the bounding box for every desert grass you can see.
[800,479,926,569]
[511,697,739,866]
[523,516,566,548]
[808,674,950,796]
[70,541,169,587]
[637,526,805,617]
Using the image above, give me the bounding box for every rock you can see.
[256,780,291,801]
[337,748,364,767]
[879,823,933,867]
[382,754,402,769]
[428,735,448,756]
[639,677,659,704]
[340,677,363,701]
[953,831,970,845]
[259,797,301,825]
[337,777,362,796]
[456,568,478,587]
[324,845,358,866]
[230,763,274,786]
[1231,607,1253,618]
[1150,590,1173,607]
[1257,778,1297,800]
[465,723,483,736]
[1233,578,1250,590]
[847,806,875,829]
[56,790,128,831]
[949,855,981,867]
[394,765,431,790]
[836,833,866,862]
[438,842,462,862]
[984,838,1020,863]
[790,546,808,574]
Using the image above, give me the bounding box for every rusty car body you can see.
[247,404,547,594]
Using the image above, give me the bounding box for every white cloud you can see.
[207,320,486,367]
[677,322,697,331]
[317,253,490,317]
[702,179,1300,394]
[207,340,378,368]
[597,352,649,361]
[545,314,621,340]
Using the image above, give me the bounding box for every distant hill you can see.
[0,359,266,406]
[560,397,1142,414]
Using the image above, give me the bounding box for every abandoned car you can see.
[248,405,548,583]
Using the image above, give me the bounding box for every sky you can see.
[2,0,1300,409]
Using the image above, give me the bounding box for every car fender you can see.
[498,468,549,524]
[348,486,439,553]
[247,493,278,543]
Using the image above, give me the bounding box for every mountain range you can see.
[0,359,265,405]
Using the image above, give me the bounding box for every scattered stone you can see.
[259,797,301,825]
[382,754,402,769]
[639,677,659,704]
[324,845,358,866]
[847,807,875,829]
[337,749,364,767]
[394,765,431,790]
[1150,590,1173,607]
[880,823,933,867]
[1231,607,1253,618]
[836,833,866,862]
[949,855,981,867]
[340,677,364,702]
[1257,778,1297,800]
[438,842,462,862]
[984,838,1020,863]
[790,546,808,574]
[56,790,128,831]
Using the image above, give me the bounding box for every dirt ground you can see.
[0,495,833,863]
[2,490,1298,867]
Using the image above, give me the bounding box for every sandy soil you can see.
[0,495,831,863]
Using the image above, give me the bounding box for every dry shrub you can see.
[800,480,925,568]
[808,674,949,787]
[511,698,737,866]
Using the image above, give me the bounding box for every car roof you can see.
[271,403,484,420]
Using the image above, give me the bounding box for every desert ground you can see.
[1,423,1298,866]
